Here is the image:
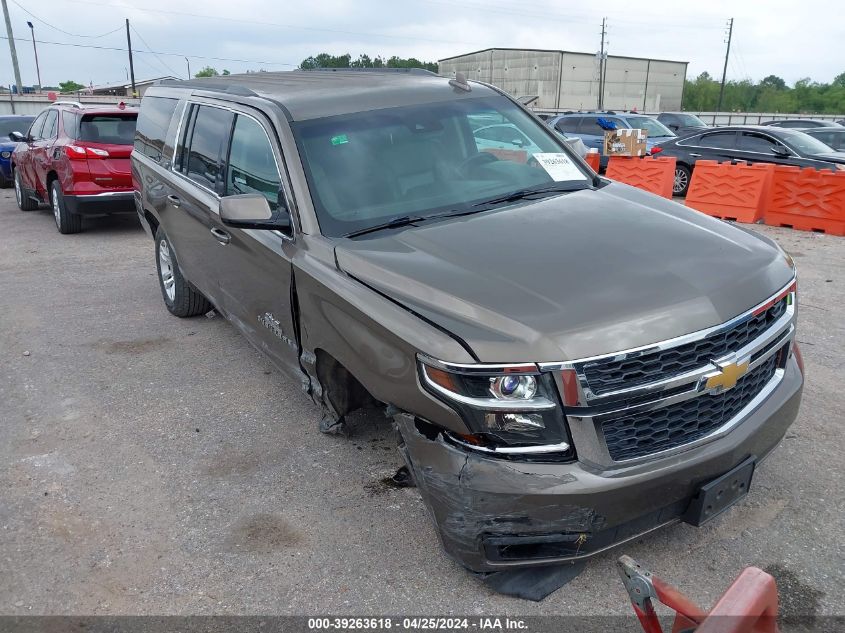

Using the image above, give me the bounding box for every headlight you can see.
[0,151,10,158]
[418,355,573,458]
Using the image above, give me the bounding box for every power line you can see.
[10,0,122,38]
[129,24,180,77]
[0,34,298,68]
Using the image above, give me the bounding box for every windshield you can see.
[78,114,137,145]
[781,130,837,155]
[0,117,34,138]
[675,113,706,127]
[626,117,675,138]
[292,96,590,237]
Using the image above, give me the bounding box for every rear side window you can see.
[62,111,78,138]
[697,131,736,149]
[78,114,137,145]
[224,115,281,209]
[555,117,581,133]
[178,104,234,192]
[135,96,179,162]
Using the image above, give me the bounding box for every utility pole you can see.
[718,18,733,111]
[26,21,40,91]
[125,18,136,97]
[185,56,191,79]
[597,17,607,110]
[1,0,23,95]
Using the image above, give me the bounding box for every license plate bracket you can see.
[683,456,756,527]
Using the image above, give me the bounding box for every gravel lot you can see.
[1,189,843,619]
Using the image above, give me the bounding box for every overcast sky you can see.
[2,0,841,88]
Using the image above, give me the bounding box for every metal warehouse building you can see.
[438,48,688,112]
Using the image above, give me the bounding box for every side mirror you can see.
[219,193,292,232]
[770,145,790,157]
[9,131,25,142]
[669,124,679,131]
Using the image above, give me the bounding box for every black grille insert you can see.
[582,298,787,396]
[601,353,780,461]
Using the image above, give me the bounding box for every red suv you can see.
[11,101,137,234]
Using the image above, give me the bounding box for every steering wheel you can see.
[457,151,499,176]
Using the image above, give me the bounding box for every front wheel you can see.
[51,180,82,234]
[673,164,692,197]
[154,227,212,318]
[14,168,38,211]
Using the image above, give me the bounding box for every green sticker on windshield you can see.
[331,134,349,146]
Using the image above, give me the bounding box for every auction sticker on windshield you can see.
[533,153,586,182]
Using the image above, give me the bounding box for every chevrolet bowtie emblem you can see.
[705,359,750,393]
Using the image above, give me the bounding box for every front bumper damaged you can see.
[395,356,803,573]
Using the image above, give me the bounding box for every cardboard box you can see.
[604,128,648,157]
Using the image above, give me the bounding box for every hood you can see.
[807,151,845,164]
[0,141,17,152]
[336,183,794,363]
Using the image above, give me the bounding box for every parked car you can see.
[547,112,675,168]
[802,127,845,151]
[652,126,845,195]
[10,101,138,233]
[133,71,802,573]
[761,118,842,128]
[655,112,709,136]
[0,114,34,187]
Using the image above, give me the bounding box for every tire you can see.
[14,168,38,211]
[0,174,11,188]
[154,226,212,317]
[673,164,692,197]
[51,180,82,234]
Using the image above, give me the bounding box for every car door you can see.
[734,131,800,166]
[680,130,738,164]
[32,109,58,199]
[163,102,234,307]
[212,110,300,375]
[18,111,47,191]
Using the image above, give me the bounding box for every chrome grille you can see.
[582,298,788,396]
[600,352,780,461]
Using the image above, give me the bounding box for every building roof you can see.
[91,76,180,91]
[156,69,498,121]
[438,47,688,66]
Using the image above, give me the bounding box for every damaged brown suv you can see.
[132,70,803,572]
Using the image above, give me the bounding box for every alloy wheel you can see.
[674,168,688,194]
[158,239,176,301]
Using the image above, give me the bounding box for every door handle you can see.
[689,153,702,157]
[167,194,181,208]
[210,227,230,245]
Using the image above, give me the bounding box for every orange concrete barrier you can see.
[685,161,774,224]
[605,156,676,198]
[585,151,601,172]
[762,166,845,236]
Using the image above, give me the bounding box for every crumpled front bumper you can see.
[396,356,803,573]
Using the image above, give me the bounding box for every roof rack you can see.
[157,79,258,97]
[53,100,83,108]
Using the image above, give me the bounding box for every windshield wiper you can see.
[472,182,589,208]
[344,215,426,238]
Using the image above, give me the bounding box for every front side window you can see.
[179,104,234,191]
[224,115,281,209]
[42,110,58,139]
[738,132,779,153]
[292,96,590,237]
[28,112,48,140]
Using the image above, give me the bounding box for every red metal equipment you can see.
[618,555,780,633]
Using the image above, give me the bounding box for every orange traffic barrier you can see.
[762,165,845,236]
[585,151,601,172]
[686,160,774,224]
[618,555,780,633]
[606,156,676,198]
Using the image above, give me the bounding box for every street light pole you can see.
[26,21,40,92]
[185,57,191,79]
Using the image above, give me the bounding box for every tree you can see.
[299,52,437,73]
[222,69,231,75]
[59,80,85,93]
[194,66,219,78]
[759,75,786,91]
